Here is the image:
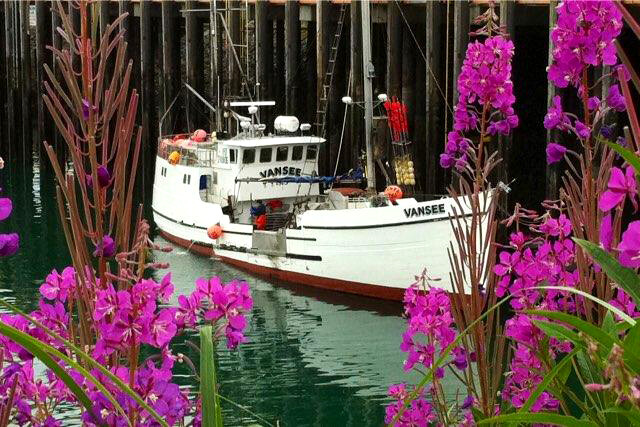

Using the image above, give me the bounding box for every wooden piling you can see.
[275,19,285,113]
[19,0,31,162]
[452,0,469,106]
[425,1,442,194]
[305,20,317,125]
[285,1,299,115]
[255,0,269,99]
[0,5,4,146]
[140,0,152,140]
[386,3,402,98]
[350,2,363,167]
[545,1,558,199]
[498,0,515,198]
[161,0,178,135]
[186,0,202,129]
[4,1,15,159]
[316,1,330,173]
[36,1,53,162]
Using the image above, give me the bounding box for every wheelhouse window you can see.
[242,148,255,164]
[260,147,273,163]
[229,149,237,164]
[292,146,303,161]
[276,146,289,162]
[219,148,228,164]
[306,145,318,160]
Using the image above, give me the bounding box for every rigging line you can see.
[393,0,453,116]
[333,68,353,180]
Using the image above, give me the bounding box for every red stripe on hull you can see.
[158,230,214,257]
[158,229,405,301]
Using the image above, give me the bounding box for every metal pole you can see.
[361,0,376,191]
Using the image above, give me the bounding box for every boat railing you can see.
[157,135,217,168]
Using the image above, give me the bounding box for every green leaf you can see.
[200,325,222,427]
[605,140,640,178]
[534,320,581,345]
[625,322,640,349]
[574,238,640,311]
[518,348,579,413]
[0,298,167,427]
[602,408,640,427]
[478,412,598,426]
[0,323,95,417]
[602,311,616,337]
[533,285,635,326]
[529,310,640,374]
[472,406,487,421]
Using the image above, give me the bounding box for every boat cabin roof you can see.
[225,135,325,148]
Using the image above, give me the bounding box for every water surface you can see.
[0,160,431,426]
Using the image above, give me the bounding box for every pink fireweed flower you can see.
[544,96,570,130]
[609,289,640,319]
[618,221,640,268]
[384,384,435,426]
[93,235,116,258]
[0,197,12,220]
[441,35,518,169]
[607,84,626,112]
[0,233,19,257]
[599,166,638,212]
[39,267,76,302]
[600,213,613,252]
[546,142,567,165]
[548,0,623,89]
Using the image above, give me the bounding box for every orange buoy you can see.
[192,129,207,142]
[255,214,267,230]
[207,224,223,239]
[168,151,181,165]
[384,185,403,203]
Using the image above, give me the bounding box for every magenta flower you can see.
[599,166,638,212]
[39,267,76,302]
[97,165,111,187]
[544,96,570,130]
[548,0,622,90]
[0,198,12,221]
[0,233,19,257]
[618,221,640,268]
[81,99,91,120]
[587,96,600,110]
[145,308,177,348]
[93,235,116,258]
[574,120,591,140]
[600,213,613,252]
[546,143,567,165]
[607,84,626,112]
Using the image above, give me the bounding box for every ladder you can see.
[224,0,252,98]
[314,4,348,139]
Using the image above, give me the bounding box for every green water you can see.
[0,159,434,426]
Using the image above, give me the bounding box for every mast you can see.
[361,0,376,192]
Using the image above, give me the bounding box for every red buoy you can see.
[255,214,267,230]
[207,224,223,239]
[192,129,207,142]
[384,185,403,203]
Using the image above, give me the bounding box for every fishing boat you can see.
[151,1,489,301]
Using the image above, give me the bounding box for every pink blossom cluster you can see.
[0,268,253,426]
[386,284,474,425]
[400,285,459,372]
[544,0,627,163]
[548,0,622,89]
[384,383,435,426]
[493,217,579,410]
[440,36,518,170]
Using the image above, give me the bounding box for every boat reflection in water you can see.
[154,236,467,426]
